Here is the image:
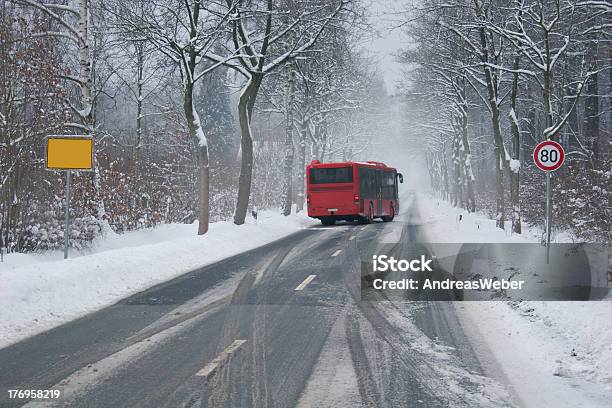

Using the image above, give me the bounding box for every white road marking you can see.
[296,314,361,407]
[349,235,355,241]
[331,249,342,257]
[25,312,209,407]
[196,339,247,377]
[295,274,317,291]
[360,226,367,231]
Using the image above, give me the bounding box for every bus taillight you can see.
[307,194,311,203]
[353,194,359,203]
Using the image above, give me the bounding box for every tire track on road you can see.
[340,197,513,407]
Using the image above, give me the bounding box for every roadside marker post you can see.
[45,135,94,259]
[532,140,565,264]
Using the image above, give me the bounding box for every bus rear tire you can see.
[321,218,336,226]
[359,204,374,224]
[382,206,395,222]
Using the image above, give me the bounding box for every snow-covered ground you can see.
[417,193,612,406]
[417,193,574,244]
[2,191,610,406]
[0,211,317,349]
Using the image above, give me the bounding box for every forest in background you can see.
[1,0,610,254]
[399,0,610,241]
[0,0,393,252]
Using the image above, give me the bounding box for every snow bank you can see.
[0,211,317,349]
[417,194,612,401]
[457,302,612,407]
[511,301,612,385]
[0,224,207,269]
[0,252,47,270]
[417,193,569,244]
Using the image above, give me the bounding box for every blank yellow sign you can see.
[46,137,93,170]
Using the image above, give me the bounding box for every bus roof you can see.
[309,160,396,172]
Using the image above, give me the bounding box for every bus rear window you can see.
[310,167,353,184]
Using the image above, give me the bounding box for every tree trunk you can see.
[452,132,462,206]
[281,70,296,216]
[542,25,554,136]
[477,23,506,229]
[441,145,450,201]
[133,43,144,171]
[196,147,210,235]
[584,32,600,162]
[458,81,475,212]
[543,68,553,133]
[605,44,612,161]
[460,118,476,212]
[489,92,506,230]
[319,116,328,160]
[295,118,307,213]
[509,55,522,234]
[77,0,107,224]
[234,75,262,225]
[183,78,209,234]
[78,0,93,127]
[494,146,505,229]
[179,0,209,235]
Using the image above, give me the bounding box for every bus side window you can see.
[384,173,393,198]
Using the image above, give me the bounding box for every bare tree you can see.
[204,0,350,225]
[401,0,611,239]
[1,1,66,251]
[103,0,240,235]
[12,0,112,223]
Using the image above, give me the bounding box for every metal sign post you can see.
[63,171,72,259]
[46,135,94,259]
[533,140,565,265]
[545,171,552,264]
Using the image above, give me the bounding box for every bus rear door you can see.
[376,169,383,216]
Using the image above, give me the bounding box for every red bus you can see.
[306,160,403,225]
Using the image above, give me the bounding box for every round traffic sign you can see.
[533,140,565,171]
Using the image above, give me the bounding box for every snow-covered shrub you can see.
[522,157,611,242]
[22,215,102,251]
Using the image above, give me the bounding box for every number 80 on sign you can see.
[533,140,565,171]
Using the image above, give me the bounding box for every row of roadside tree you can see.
[400,0,610,240]
[0,0,392,251]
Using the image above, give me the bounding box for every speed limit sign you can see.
[533,139,565,265]
[533,140,565,171]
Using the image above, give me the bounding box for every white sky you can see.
[363,0,407,94]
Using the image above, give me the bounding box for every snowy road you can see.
[0,195,606,407]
